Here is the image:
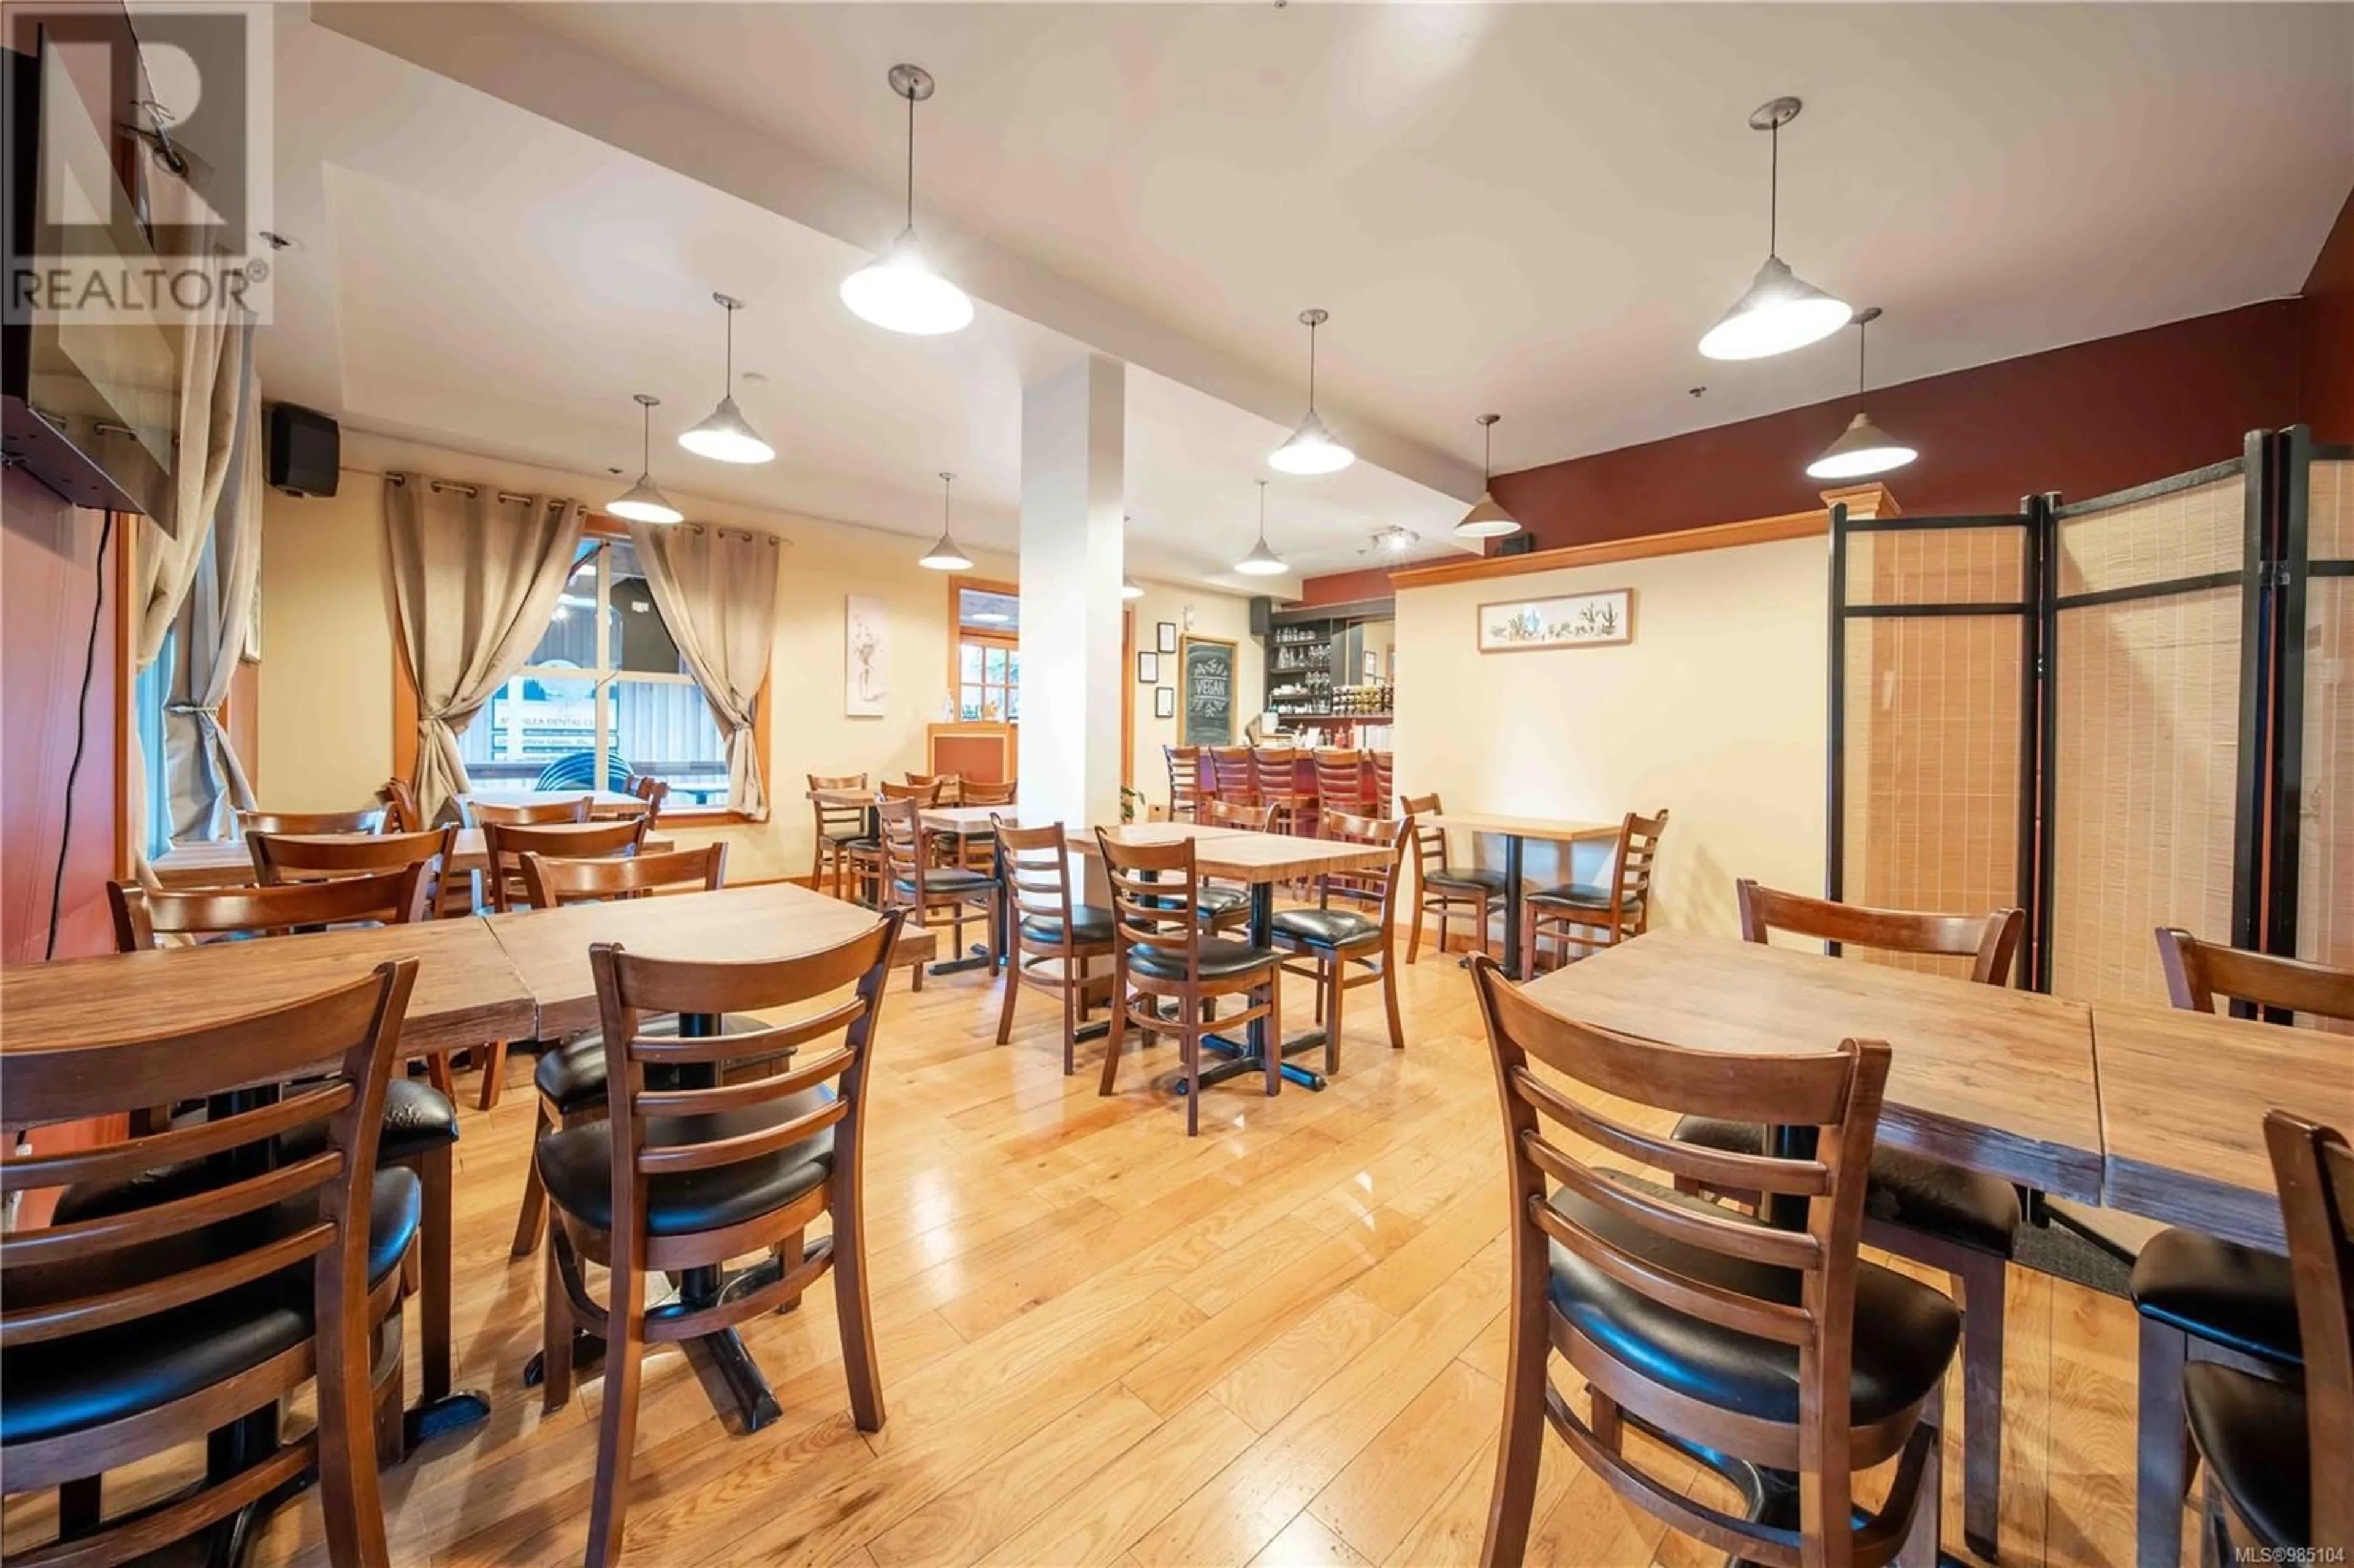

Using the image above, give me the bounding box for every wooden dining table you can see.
[1422,810,1619,980]
[1522,927,2106,1201]
[149,824,679,891]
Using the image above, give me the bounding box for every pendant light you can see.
[1455,413,1521,539]
[840,64,974,337]
[1698,98,1853,362]
[1807,306,1917,480]
[918,471,973,571]
[1235,480,1287,575]
[1269,308,1354,475]
[608,393,684,524]
[1121,513,1145,599]
[679,294,775,463]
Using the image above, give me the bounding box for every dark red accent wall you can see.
[2303,189,2354,443]
[2,468,123,964]
[1300,298,2309,604]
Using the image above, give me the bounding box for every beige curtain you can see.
[628,522,780,818]
[161,353,263,841]
[387,478,585,824]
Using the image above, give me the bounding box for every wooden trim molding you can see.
[1387,482,1902,590]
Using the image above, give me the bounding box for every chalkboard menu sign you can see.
[1179,634,1236,746]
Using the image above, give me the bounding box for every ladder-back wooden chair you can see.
[379,777,423,832]
[2129,931,2354,1566]
[622,774,671,827]
[878,796,999,984]
[1520,809,1670,976]
[1401,791,1503,963]
[904,771,963,805]
[479,819,648,914]
[1269,811,1407,1070]
[1252,746,1308,837]
[0,961,421,1568]
[1097,831,1281,1136]
[1165,745,1203,822]
[1207,747,1258,807]
[994,820,1114,1071]
[468,797,592,826]
[1672,878,2024,1560]
[1469,956,1953,1567]
[237,805,387,836]
[1195,797,1273,936]
[536,919,900,1568]
[1311,748,1371,829]
[808,773,877,904]
[1369,750,1395,817]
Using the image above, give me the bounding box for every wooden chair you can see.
[1096,831,1281,1136]
[994,820,1114,1072]
[236,805,386,835]
[952,780,1018,869]
[105,872,468,1417]
[502,845,733,1261]
[536,919,900,1568]
[479,818,648,915]
[623,774,671,827]
[379,777,423,832]
[2130,931,2354,1566]
[1165,745,1203,823]
[1468,955,1951,1567]
[808,773,877,905]
[878,796,999,984]
[1520,809,1670,976]
[1196,797,1273,936]
[1269,811,1407,1070]
[904,771,962,805]
[1369,750,1395,817]
[1251,746,1307,837]
[249,825,457,895]
[468,797,591,827]
[0,961,421,1568]
[1311,748,1371,829]
[1401,792,1503,962]
[1672,879,2025,1561]
[2181,1110,2351,1556]
[1207,746,1257,807]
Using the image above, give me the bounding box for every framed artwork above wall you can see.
[1477,587,1634,653]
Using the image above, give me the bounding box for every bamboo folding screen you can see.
[1829,426,2350,1016]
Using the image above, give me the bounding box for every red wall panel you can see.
[2302,189,2354,443]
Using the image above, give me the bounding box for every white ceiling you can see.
[253,8,1473,588]
[261,2,2350,587]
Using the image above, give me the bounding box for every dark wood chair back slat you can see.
[1097,832,1202,958]
[236,807,386,836]
[468,797,593,827]
[2157,928,2354,1023]
[1208,747,1258,804]
[1738,878,2024,988]
[1611,810,1670,915]
[2263,1111,2354,1547]
[1165,745,1203,820]
[519,844,729,909]
[109,866,432,950]
[481,819,649,913]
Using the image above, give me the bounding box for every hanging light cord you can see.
[1305,319,1318,412]
[1482,421,1493,484]
[1856,314,1868,395]
[1768,118,1779,257]
[904,89,916,230]
[723,306,734,390]
[1257,479,1270,544]
[640,402,652,471]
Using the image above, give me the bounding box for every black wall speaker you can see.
[1248,596,1273,637]
[1497,533,1537,557]
[266,403,340,497]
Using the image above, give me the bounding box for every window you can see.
[953,580,1019,722]
[457,533,735,809]
[134,627,175,858]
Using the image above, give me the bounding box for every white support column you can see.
[1018,355,1126,837]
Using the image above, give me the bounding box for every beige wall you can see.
[257,430,1258,879]
[1392,538,1826,939]
[1123,583,1262,817]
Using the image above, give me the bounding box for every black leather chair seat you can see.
[2183,1362,2309,1550]
[1425,867,1505,894]
[6,1168,421,1447]
[1547,1181,1960,1428]
[535,1014,775,1116]
[894,867,995,897]
[1126,938,1278,982]
[2130,1228,2302,1369]
[1019,904,1116,946]
[1528,885,1641,917]
[1271,907,1381,949]
[371,1079,460,1162]
[820,826,870,845]
[1673,1116,2020,1257]
[1194,885,1249,915]
[537,1089,835,1239]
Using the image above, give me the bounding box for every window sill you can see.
[655,807,760,829]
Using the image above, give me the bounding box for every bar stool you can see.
[1369,750,1394,817]
[1311,747,1371,830]
[1519,809,1669,976]
[1470,957,1953,1567]
[1269,811,1407,1070]
[809,772,877,904]
[1097,830,1282,1137]
[1252,745,1308,837]
[1207,746,1257,807]
[1672,878,2025,1561]
[0,962,422,1568]
[1165,745,1203,822]
[994,820,1115,1071]
[1400,792,1503,962]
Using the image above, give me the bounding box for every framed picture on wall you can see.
[1156,621,1178,655]
[1477,588,1634,653]
[1137,650,1159,683]
[1154,685,1175,719]
[845,595,889,715]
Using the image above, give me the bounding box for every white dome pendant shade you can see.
[918,471,973,571]
[1269,309,1355,475]
[608,394,684,525]
[1698,99,1853,362]
[1455,413,1522,539]
[1235,480,1287,576]
[1806,306,1918,481]
[841,66,974,337]
[679,294,776,464]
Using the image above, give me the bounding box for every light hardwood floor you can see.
[67,937,2181,1566]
